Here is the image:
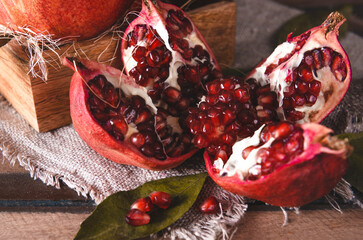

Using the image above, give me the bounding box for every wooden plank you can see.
[235,206,363,240]
[0,206,362,240]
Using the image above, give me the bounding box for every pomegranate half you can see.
[63,57,197,170]
[0,0,134,40]
[205,122,352,207]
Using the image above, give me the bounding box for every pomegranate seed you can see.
[312,49,322,69]
[193,133,209,148]
[257,92,277,108]
[130,133,145,148]
[206,81,221,94]
[132,46,147,61]
[292,94,306,106]
[304,54,314,66]
[163,87,181,103]
[305,93,317,105]
[200,196,220,214]
[321,48,332,66]
[109,118,128,135]
[130,197,154,212]
[308,80,321,95]
[149,191,171,209]
[135,109,152,124]
[285,109,305,121]
[125,209,150,226]
[295,80,309,94]
[234,87,250,103]
[299,67,313,82]
[271,122,294,139]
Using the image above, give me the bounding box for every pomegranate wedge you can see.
[205,122,352,207]
[246,12,351,123]
[63,57,197,170]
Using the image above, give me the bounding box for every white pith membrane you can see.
[248,33,346,124]
[214,125,270,180]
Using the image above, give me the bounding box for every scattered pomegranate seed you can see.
[130,197,154,212]
[125,209,151,226]
[200,196,220,214]
[149,191,171,209]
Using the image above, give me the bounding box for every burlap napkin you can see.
[1,0,363,239]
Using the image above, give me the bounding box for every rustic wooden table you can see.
[1,161,363,240]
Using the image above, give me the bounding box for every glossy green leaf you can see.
[339,132,363,193]
[74,173,208,240]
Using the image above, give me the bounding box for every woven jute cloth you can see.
[1,0,363,239]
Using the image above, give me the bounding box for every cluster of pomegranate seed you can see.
[186,76,279,163]
[126,24,171,88]
[124,8,221,114]
[264,47,347,122]
[87,74,194,160]
[125,191,171,226]
[242,121,304,180]
[199,196,220,214]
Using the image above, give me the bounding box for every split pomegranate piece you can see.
[245,12,351,123]
[205,122,352,207]
[63,57,198,170]
[187,12,352,207]
[121,0,221,112]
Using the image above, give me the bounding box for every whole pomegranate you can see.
[187,12,352,207]
[0,0,134,40]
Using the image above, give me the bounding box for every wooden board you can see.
[0,1,236,132]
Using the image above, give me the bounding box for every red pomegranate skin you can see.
[205,123,350,207]
[63,57,197,170]
[0,0,134,40]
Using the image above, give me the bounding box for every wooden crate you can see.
[0,1,236,132]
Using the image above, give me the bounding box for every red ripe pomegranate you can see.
[121,0,221,111]
[63,57,198,170]
[245,12,351,123]
[0,0,134,40]
[205,122,352,207]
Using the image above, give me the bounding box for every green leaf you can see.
[338,132,363,193]
[74,173,208,240]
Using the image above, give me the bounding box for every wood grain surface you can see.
[1,160,363,240]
